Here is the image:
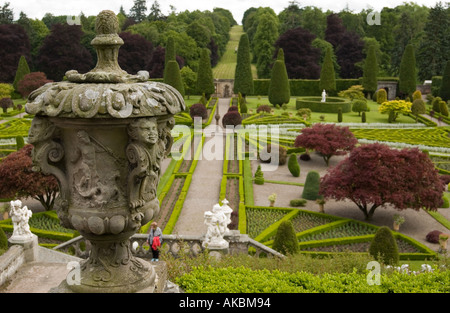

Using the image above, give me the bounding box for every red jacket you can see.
[152,236,161,250]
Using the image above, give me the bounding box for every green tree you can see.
[272,220,299,255]
[164,36,176,79]
[302,171,321,200]
[254,165,264,185]
[0,2,13,24]
[233,34,253,98]
[196,48,215,99]
[164,60,185,97]
[268,48,290,106]
[417,2,450,81]
[287,153,300,177]
[319,46,336,94]
[411,99,426,121]
[253,12,279,78]
[399,44,417,98]
[129,0,147,23]
[439,61,450,102]
[369,226,399,265]
[12,55,30,93]
[180,66,196,99]
[362,45,378,99]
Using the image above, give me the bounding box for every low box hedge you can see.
[296,97,352,113]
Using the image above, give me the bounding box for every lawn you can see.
[212,25,243,79]
[241,96,419,125]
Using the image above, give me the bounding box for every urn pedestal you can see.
[25,10,184,293]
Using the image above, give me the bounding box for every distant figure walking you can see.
[147,222,162,261]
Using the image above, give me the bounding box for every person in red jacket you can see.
[147,222,162,261]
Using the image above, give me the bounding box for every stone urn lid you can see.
[25,10,185,119]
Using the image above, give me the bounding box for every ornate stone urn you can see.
[25,10,184,293]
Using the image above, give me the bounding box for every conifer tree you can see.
[164,60,185,97]
[164,36,176,78]
[319,46,336,94]
[439,61,450,102]
[362,45,378,99]
[196,48,215,99]
[272,220,299,255]
[399,44,417,98]
[233,34,253,98]
[13,55,30,92]
[268,48,290,106]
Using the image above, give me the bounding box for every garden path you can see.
[421,114,449,126]
[170,98,231,235]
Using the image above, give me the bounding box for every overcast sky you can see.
[8,0,442,24]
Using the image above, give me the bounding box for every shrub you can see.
[254,165,264,185]
[338,85,365,101]
[189,103,207,120]
[426,230,443,243]
[239,100,248,114]
[16,136,24,150]
[287,153,300,177]
[361,111,366,123]
[256,104,271,113]
[337,108,343,122]
[0,226,7,250]
[289,199,307,207]
[228,105,239,112]
[259,144,287,165]
[222,111,242,127]
[442,195,449,208]
[377,88,387,104]
[411,99,426,120]
[352,99,368,116]
[301,171,321,200]
[18,72,52,98]
[0,97,13,113]
[432,97,442,113]
[412,90,422,101]
[272,220,299,255]
[296,108,312,120]
[369,226,399,265]
[299,153,311,161]
[439,101,449,117]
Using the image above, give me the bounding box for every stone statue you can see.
[321,89,327,102]
[203,202,232,250]
[9,200,34,240]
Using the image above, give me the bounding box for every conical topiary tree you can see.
[268,48,290,107]
[287,153,300,177]
[319,46,336,94]
[377,88,387,104]
[369,226,399,265]
[254,165,264,185]
[13,55,30,93]
[301,171,321,200]
[362,45,378,99]
[234,34,253,98]
[196,48,215,99]
[272,220,299,255]
[399,44,417,98]
[411,99,426,121]
[164,60,185,97]
[439,60,450,101]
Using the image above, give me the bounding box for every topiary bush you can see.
[361,111,366,123]
[272,220,299,255]
[369,226,399,265]
[228,105,239,112]
[0,226,8,250]
[439,101,449,117]
[256,104,272,113]
[412,90,422,101]
[352,99,368,116]
[259,144,287,165]
[0,97,13,113]
[299,153,311,161]
[287,153,300,177]
[254,165,264,185]
[222,111,242,127]
[289,199,307,207]
[426,230,443,243]
[189,103,207,120]
[432,97,442,113]
[377,88,387,104]
[301,171,321,200]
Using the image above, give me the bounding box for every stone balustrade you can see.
[52,230,285,260]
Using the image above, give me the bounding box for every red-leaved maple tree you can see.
[0,144,59,210]
[294,123,357,166]
[320,143,444,220]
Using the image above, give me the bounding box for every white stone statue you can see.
[203,202,232,250]
[321,89,327,102]
[9,200,34,241]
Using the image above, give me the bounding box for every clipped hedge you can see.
[296,97,352,113]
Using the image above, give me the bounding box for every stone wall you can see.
[0,245,25,287]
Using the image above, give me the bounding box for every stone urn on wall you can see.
[25,10,184,293]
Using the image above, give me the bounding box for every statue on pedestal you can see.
[203,202,232,250]
[321,89,327,103]
[9,200,34,241]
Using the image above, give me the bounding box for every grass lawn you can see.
[212,25,243,79]
[242,96,418,125]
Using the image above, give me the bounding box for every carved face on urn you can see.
[128,118,158,146]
